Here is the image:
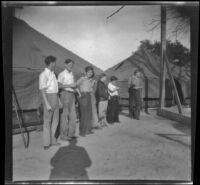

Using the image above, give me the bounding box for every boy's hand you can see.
[46,104,52,112]
[58,101,63,109]
[75,89,81,97]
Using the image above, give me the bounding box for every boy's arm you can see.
[58,73,76,89]
[75,88,81,97]
[92,80,97,92]
[58,95,63,109]
[58,82,76,89]
[108,83,119,92]
[41,89,52,111]
[128,77,132,88]
[76,77,84,87]
[39,74,51,111]
[134,79,143,89]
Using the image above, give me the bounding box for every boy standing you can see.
[58,59,78,141]
[39,56,60,150]
[95,73,109,127]
[107,76,120,124]
[128,70,143,120]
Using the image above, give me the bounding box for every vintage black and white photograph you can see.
[3,1,199,183]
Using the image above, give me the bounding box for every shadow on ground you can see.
[49,139,92,180]
[172,122,191,135]
[120,110,150,118]
[119,111,130,118]
[155,133,191,148]
[155,120,191,148]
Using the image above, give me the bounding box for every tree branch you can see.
[148,22,160,32]
[172,20,189,35]
[106,6,125,20]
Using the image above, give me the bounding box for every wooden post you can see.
[190,5,199,181]
[160,5,167,108]
[144,77,149,114]
[164,53,183,114]
[3,5,14,181]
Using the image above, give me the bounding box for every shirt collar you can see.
[109,82,115,86]
[64,69,72,74]
[84,76,90,80]
[100,80,106,85]
[45,68,52,73]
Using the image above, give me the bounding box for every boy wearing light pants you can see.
[39,56,61,150]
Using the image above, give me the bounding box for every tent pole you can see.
[160,5,167,108]
[144,77,149,114]
[164,53,183,114]
[12,86,29,148]
[190,5,199,181]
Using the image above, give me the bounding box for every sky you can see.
[15,6,190,71]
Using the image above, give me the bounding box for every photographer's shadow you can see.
[49,139,92,180]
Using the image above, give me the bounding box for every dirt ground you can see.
[13,109,191,181]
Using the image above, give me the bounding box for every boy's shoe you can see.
[44,145,51,150]
[79,134,86,137]
[70,136,79,139]
[93,126,101,130]
[86,131,94,135]
[60,136,72,141]
[51,142,61,146]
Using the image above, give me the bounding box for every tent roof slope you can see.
[13,17,103,76]
[105,47,190,82]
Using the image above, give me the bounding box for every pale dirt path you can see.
[13,110,191,181]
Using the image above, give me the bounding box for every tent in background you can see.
[105,47,191,107]
[13,17,103,110]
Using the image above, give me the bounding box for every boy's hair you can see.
[65,59,74,65]
[44,56,56,66]
[134,70,140,75]
[110,76,118,81]
[85,66,94,72]
[99,73,106,79]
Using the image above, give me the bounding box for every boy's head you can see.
[85,66,95,78]
[110,76,118,82]
[99,73,107,82]
[134,70,141,77]
[110,76,118,85]
[44,56,56,70]
[64,59,74,72]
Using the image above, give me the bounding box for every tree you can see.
[147,6,191,40]
[106,5,192,41]
[138,39,190,66]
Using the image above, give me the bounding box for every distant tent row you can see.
[105,46,191,106]
[13,17,103,110]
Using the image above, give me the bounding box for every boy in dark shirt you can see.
[128,70,143,120]
[95,73,109,127]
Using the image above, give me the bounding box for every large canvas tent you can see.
[105,47,191,106]
[13,17,103,110]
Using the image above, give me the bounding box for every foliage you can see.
[138,39,190,66]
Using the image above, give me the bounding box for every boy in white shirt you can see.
[106,76,120,124]
[57,59,79,141]
[39,56,61,150]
